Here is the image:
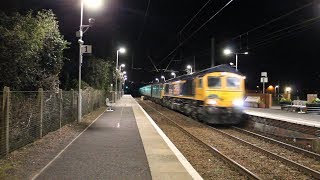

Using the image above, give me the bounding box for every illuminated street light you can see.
[223,48,232,55]
[115,47,126,101]
[187,65,193,74]
[84,0,103,9]
[223,48,248,70]
[119,47,126,54]
[123,71,127,75]
[161,75,166,82]
[155,78,159,83]
[77,0,102,122]
[171,72,176,78]
[275,85,280,101]
[285,87,292,93]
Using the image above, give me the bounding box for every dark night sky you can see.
[1,0,320,94]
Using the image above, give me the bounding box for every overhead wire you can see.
[160,15,320,65]
[178,0,212,34]
[250,16,320,46]
[157,0,235,68]
[228,1,314,42]
[137,0,151,43]
[249,18,320,50]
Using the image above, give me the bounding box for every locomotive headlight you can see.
[207,99,217,105]
[233,99,244,107]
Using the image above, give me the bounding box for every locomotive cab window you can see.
[208,77,221,89]
[164,84,169,93]
[198,78,203,88]
[227,77,240,89]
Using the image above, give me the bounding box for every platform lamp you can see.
[223,48,248,70]
[77,0,103,123]
[285,87,292,100]
[161,75,166,82]
[275,85,279,101]
[115,48,126,101]
[171,72,176,78]
[187,65,193,74]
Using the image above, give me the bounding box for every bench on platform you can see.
[244,96,260,108]
[282,100,307,113]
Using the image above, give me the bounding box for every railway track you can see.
[138,99,319,179]
[138,99,259,179]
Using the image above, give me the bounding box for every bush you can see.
[280,97,292,104]
[311,98,320,104]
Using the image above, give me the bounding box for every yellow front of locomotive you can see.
[203,72,245,107]
[200,72,245,124]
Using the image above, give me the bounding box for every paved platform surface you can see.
[244,107,320,128]
[34,95,201,180]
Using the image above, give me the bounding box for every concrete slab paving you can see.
[33,95,202,180]
[35,106,151,180]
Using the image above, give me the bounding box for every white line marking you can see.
[135,100,203,180]
[244,110,320,128]
[117,107,124,128]
[31,109,107,180]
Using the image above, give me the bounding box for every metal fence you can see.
[0,87,106,157]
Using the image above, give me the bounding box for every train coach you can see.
[139,64,246,124]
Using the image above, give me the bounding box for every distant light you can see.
[124,75,127,78]
[121,64,125,67]
[285,87,292,92]
[229,62,234,66]
[187,65,192,69]
[233,99,244,107]
[244,52,249,55]
[161,76,165,79]
[275,85,279,88]
[155,78,159,82]
[119,47,126,54]
[84,0,103,10]
[223,48,233,55]
[171,72,175,76]
[123,71,127,74]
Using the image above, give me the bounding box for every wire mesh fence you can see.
[0,87,106,157]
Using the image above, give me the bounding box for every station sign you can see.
[81,45,92,54]
[260,77,268,83]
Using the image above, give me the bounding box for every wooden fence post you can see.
[5,87,10,154]
[59,89,63,128]
[38,88,44,138]
[1,86,8,156]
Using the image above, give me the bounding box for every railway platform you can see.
[33,95,201,180]
[244,107,320,128]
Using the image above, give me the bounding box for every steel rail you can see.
[210,126,320,179]
[232,126,320,161]
[139,100,260,180]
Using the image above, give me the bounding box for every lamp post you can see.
[161,75,166,82]
[275,85,279,100]
[171,72,176,78]
[115,48,126,101]
[223,48,248,70]
[120,63,125,69]
[285,86,292,100]
[77,0,101,122]
[187,65,193,74]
